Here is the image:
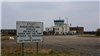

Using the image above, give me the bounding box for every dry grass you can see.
[2,36,99,56]
[1,40,80,56]
[1,36,9,40]
[1,48,80,56]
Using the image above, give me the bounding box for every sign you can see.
[16,21,43,43]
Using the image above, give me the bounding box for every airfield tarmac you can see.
[1,35,100,56]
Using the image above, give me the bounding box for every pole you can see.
[36,42,39,56]
[22,43,24,56]
[59,17,61,20]
[67,17,68,25]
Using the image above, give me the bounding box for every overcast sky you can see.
[1,1,100,31]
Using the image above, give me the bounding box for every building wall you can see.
[54,26,60,34]
[63,24,70,34]
[70,27,84,34]
[45,24,70,35]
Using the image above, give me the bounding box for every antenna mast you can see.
[59,17,61,20]
[67,17,68,25]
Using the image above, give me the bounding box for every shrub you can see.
[96,28,100,36]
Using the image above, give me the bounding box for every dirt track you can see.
[1,35,100,56]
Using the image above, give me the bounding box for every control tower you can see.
[54,20,64,26]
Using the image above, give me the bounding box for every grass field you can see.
[78,34,98,37]
[1,35,100,56]
[1,36,80,56]
[1,48,80,56]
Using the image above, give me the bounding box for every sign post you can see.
[16,21,43,56]
[36,42,39,56]
[22,43,24,56]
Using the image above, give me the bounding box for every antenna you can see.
[59,17,61,20]
[66,17,68,25]
[70,24,71,27]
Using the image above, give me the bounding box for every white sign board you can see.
[16,21,43,43]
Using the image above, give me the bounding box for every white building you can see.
[45,20,70,35]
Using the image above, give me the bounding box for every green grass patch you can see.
[78,34,96,37]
